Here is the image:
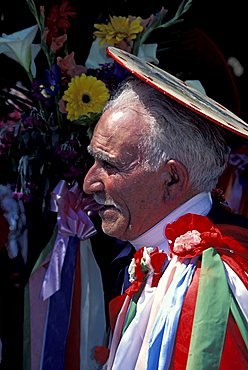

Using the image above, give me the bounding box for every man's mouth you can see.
[99,204,119,218]
[99,204,116,211]
[93,194,118,210]
[82,196,105,215]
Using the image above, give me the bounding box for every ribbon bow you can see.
[41,180,97,300]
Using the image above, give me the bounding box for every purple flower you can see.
[21,113,44,128]
[31,79,52,107]
[12,191,24,200]
[44,64,61,95]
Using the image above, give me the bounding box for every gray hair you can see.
[104,77,229,193]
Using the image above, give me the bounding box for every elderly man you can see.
[83,48,248,369]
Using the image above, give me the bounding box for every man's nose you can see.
[83,163,104,194]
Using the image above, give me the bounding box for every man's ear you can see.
[162,159,189,198]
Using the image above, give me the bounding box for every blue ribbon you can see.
[147,257,198,370]
[41,236,79,370]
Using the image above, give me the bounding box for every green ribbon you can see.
[122,279,147,335]
[122,300,137,335]
[186,247,231,370]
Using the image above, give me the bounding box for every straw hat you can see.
[107,46,248,139]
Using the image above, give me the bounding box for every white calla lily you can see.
[85,39,160,69]
[185,80,206,95]
[85,38,113,69]
[30,42,41,77]
[137,43,159,64]
[0,25,41,78]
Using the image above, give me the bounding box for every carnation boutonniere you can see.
[125,246,167,297]
[93,345,110,367]
[165,213,246,259]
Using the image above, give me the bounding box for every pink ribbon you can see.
[41,180,97,300]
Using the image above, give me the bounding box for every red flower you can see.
[165,213,248,288]
[45,0,76,44]
[165,213,242,258]
[133,247,147,281]
[150,249,167,287]
[93,346,110,366]
[165,214,220,258]
[125,246,167,296]
[150,248,167,272]
[125,247,148,297]
[125,278,143,297]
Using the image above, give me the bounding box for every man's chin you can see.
[100,219,125,240]
[101,224,120,239]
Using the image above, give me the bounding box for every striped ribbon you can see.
[186,247,230,370]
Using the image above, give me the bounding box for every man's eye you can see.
[102,160,117,170]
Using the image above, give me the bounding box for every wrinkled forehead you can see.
[94,108,146,141]
[89,108,145,160]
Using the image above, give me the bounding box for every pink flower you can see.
[8,110,21,120]
[50,34,67,53]
[165,213,218,258]
[173,230,202,254]
[165,213,225,258]
[57,52,86,77]
[58,98,67,113]
[12,191,24,200]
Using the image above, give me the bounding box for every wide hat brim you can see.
[107,46,248,139]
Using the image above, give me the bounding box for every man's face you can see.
[83,108,168,240]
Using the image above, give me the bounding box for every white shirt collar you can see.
[129,192,212,252]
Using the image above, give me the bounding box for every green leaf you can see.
[158,0,193,30]
[72,112,101,127]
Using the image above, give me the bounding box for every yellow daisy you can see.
[62,74,110,121]
[94,16,143,45]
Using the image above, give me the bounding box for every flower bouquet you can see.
[0,0,192,261]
